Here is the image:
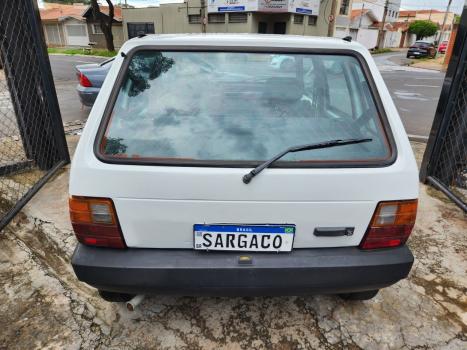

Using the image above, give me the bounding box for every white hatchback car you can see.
[70,34,418,302]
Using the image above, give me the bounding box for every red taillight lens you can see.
[78,72,93,87]
[360,200,418,250]
[69,196,126,248]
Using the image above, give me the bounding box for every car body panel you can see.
[407,41,436,58]
[76,58,114,106]
[70,34,418,250]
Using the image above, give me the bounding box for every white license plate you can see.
[193,224,295,252]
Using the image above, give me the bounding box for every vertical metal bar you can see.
[27,0,70,164]
[420,5,467,182]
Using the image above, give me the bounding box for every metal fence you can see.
[420,6,467,212]
[0,0,70,230]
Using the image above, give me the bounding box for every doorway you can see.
[273,22,286,34]
[258,22,268,34]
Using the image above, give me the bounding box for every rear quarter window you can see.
[97,49,394,167]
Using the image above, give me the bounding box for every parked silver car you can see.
[76,57,114,107]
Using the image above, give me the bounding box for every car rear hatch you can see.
[70,48,418,250]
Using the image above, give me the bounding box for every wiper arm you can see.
[242,138,372,184]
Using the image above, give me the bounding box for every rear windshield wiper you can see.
[242,138,372,184]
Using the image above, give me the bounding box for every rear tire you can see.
[98,290,135,303]
[339,289,379,301]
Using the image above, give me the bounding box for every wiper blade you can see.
[242,138,372,184]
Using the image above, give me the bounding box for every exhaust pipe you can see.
[126,294,145,312]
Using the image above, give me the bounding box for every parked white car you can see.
[70,34,418,302]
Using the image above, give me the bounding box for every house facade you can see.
[350,0,402,49]
[82,6,125,50]
[40,3,88,47]
[40,3,124,49]
[396,9,455,47]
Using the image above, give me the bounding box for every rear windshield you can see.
[99,50,392,165]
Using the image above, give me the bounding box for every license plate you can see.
[193,224,295,252]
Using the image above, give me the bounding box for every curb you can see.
[408,134,429,143]
[48,53,113,59]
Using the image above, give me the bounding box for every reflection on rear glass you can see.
[101,51,390,163]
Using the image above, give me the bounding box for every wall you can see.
[86,22,124,49]
[43,22,67,47]
[356,28,378,49]
[384,30,401,48]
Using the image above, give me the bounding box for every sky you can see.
[401,0,466,14]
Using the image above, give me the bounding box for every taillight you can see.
[360,200,418,250]
[69,196,126,248]
[78,72,93,87]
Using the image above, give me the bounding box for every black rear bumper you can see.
[71,244,414,296]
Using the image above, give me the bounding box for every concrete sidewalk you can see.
[0,138,466,349]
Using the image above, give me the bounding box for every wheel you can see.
[339,289,379,301]
[98,290,135,302]
[406,54,411,58]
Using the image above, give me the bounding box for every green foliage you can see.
[409,20,438,40]
[454,15,461,25]
[47,48,117,57]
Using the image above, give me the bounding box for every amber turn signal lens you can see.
[69,196,126,249]
[360,200,418,250]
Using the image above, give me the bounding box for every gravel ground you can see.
[0,141,465,350]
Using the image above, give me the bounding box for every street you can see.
[50,51,444,137]
[49,55,104,123]
[373,52,445,138]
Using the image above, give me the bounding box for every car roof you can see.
[120,33,366,53]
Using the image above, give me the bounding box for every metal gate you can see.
[420,6,467,212]
[0,0,70,230]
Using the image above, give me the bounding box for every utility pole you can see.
[358,3,365,29]
[377,0,389,49]
[437,0,453,52]
[200,0,206,33]
[327,0,338,37]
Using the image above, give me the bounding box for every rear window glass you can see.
[99,51,392,165]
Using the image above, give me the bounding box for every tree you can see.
[454,15,461,25]
[408,20,438,40]
[90,0,115,51]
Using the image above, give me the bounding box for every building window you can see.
[127,22,155,39]
[92,23,103,34]
[229,13,247,23]
[293,14,304,24]
[188,14,201,24]
[208,13,225,24]
[339,0,350,16]
[308,16,317,26]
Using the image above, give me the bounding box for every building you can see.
[350,0,402,48]
[349,8,379,49]
[82,6,125,49]
[40,3,88,47]
[352,0,401,23]
[396,9,455,47]
[122,0,354,41]
[40,3,124,49]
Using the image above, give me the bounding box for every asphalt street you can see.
[49,54,105,123]
[373,52,445,138]
[49,51,444,137]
